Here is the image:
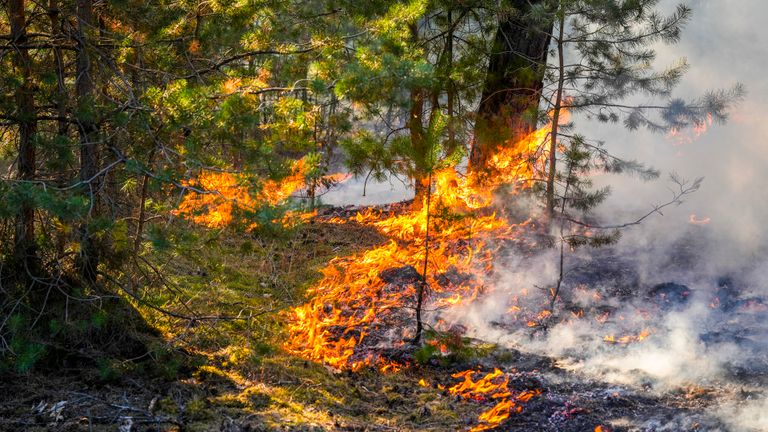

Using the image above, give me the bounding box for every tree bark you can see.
[546,10,566,220]
[9,0,39,276]
[75,0,101,283]
[48,0,68,138]
[408,23,430,209]
[470,1,553,176]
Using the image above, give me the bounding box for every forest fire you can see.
[174,159,308,228]
[0,0,757,430]
[282,120,552,370]
[448,368,542,431]
[276,121,554,428]
[603,329,651,345]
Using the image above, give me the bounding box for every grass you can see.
[0,215,502,430]
[117,216,489,431]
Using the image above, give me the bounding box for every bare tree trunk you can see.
[445,8,457,155]
[470,0,552,176]
[75,0,101,283]
[49,0,68,138]
[134,148,155,255]
[408,24,429,209]
[413,170,432,345]
[49,0,70,261]
[546,11,566,220]
[9,0,39,276]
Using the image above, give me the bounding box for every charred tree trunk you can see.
[75,0,101,283]
[9,0,39,277]
[470,1,553,176]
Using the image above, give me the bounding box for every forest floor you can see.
[0,210,762,431]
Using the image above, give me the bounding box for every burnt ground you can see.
[2,210,767,431]
[2,339,764,432]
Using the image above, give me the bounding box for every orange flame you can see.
[449,369,541,431]
[174,159,307,229]
[688,214,711,225]
[603,329,651,345]
[282,118,556,370]
[668,112,713,146]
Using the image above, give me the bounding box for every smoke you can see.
[322,0,768,428]
[587,0,768,268]
[719,397,768,432]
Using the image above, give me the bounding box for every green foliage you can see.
[11,339,46,373]
[414,329,483,366]
[97,358,123,382]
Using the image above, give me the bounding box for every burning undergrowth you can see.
[283,208,768,429]
[282,123,552,374]
[278,119,768,430]
[172,114,768,430]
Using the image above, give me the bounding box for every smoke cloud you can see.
[324,1,768,429]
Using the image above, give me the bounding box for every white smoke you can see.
[324,0,768,428]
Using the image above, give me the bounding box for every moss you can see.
[242,388,273,410]
[157,397,178,415]
[185,396,212,421]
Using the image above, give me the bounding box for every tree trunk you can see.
[9,0,39,276]
[49,0,68,138]
[470,0,553,176]
[76,0,101,283]
[408,23,430,209]
[546,10,566,220]
[444,8,457,155]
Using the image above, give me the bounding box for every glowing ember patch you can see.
[689,214,711,225]
[418,378,429,387]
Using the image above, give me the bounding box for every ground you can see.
[0,214,760,431]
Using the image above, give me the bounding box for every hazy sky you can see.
[593,0,768,262]
[324,0,768,262]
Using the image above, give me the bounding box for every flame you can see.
[281,117,555,430]
[379,361,405,373]
[668,112,713,146]
[261,159,307,204]
[448,369,541,431]
[174,159,307,229]
[688,214,711,225]
[603,329,651,345]
[282,120,554,370]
